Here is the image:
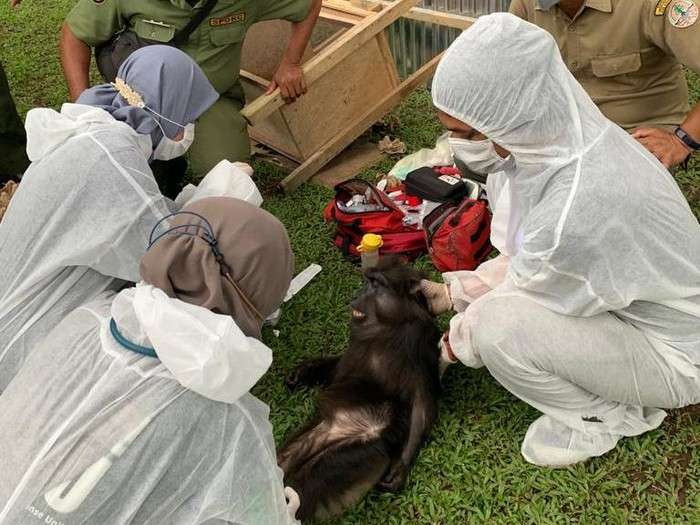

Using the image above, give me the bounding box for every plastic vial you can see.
[358,233,383,270]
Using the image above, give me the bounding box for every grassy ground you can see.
[2,2,699,524]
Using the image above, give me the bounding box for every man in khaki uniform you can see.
[60,0,322,179]
[509,0,700,168]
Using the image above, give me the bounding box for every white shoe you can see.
[520,415,621,468]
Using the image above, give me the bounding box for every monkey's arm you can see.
[285,357,340,390]
[378,389,438,492]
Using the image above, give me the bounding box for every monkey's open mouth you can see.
[351,309,366,320]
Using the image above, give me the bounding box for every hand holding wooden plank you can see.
[240,0,418,126]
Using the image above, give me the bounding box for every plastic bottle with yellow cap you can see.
[358,233,383,270]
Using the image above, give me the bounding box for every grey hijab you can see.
[76,45,218,148]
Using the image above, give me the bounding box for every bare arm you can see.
[633,101,699,169]
[635,2,700,168]
[60,22,91,102]
[680,102,700,149]
[267,0,322,102]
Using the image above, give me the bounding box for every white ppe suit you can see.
[0,285,297,524]
[433,14,700,466]
[0,105,261,393]
[0,104,171,391]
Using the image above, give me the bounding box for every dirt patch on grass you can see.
[626,451,692,505]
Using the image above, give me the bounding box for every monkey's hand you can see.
[378,461,408,492]
[285,357,339,390]
[285,364,311,391]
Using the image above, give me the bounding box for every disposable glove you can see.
[420,279,452,315]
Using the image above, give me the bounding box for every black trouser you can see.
[0,62,29,179]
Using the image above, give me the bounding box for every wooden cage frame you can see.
[239,0,474,192]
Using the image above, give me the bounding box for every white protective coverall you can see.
[0,104,171,391]
[433,14,700,466]
[0,105,260,393]
[0,283,297,524]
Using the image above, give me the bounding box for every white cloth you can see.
[25,104,152,163]
[0,293,297,524]
[484,171,512,255]
[0,104,171,391]
[174,160,263,208]
[116,284,273,403]
[433,14,700,464]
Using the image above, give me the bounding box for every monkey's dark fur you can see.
[278,258,442,521]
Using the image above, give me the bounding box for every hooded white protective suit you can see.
[0,104,171,391]
[433,14,700,466]
[0,106,261,393]
[0,285,297,524]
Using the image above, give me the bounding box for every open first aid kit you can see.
[324,167,493,271]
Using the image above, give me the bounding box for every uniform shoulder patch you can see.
[655,0,673,15]
[667,0,698,27]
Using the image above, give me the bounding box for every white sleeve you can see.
[6,132,171,284]
[443,255,510,312]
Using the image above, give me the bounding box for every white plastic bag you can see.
[175,160,263,208]
[387,132,453,180]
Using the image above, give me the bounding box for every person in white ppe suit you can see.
[0,45,218,391]
[421,13,700,467]
[0,196,299,524]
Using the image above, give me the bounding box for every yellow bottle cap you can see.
[359,233,383,252]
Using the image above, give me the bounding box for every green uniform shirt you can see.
[66,0,312,95]
[509,0,700,130]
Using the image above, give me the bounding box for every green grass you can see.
[2,2,699,524]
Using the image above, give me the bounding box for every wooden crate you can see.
[239,0,474,191]
[241,19,399,163]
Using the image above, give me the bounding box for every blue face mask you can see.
[539,0,561,8]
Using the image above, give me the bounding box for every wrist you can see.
[674,126,700,154]
[280,54,302,68]
[442,333,458,363]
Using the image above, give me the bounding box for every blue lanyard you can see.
[109,318,159,359]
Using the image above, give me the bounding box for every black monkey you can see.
[278,257,442,521]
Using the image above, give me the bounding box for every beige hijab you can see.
[140,197,294,338]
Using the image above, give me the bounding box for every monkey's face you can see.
[350,259,431,327]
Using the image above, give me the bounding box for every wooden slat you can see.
[352,0,475,29]
[240,0,418,126]
[376,32,400,87]
[280,52,443,192]
[319,6,364,25]
[323,0,378,16]
[239,69,269,86]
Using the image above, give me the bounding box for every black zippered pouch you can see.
[404,167,469,203]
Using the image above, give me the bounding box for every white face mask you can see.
[153,123,195,161]
[448,136,515,175]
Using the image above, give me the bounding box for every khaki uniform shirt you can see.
[66,0,311,95]
[509,0,700,130]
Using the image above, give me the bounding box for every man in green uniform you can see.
[509,0,700,169]
[60,0,322,179]
[2,0,29,185]
[0,62,29,181]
